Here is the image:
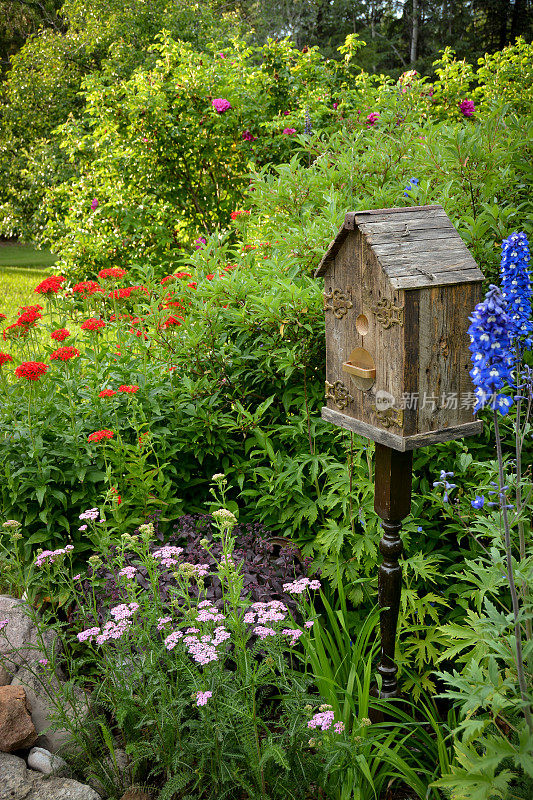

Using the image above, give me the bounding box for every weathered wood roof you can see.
[315,205,485,290]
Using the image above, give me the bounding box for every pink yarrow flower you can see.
[77,626,100,643]
[308,710,335,731]
[0,620,8,631]
[196,690,212,706]
[212,98,231,114]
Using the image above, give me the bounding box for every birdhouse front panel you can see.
[316,205,485,451]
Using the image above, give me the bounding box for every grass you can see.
[0,242,56,320]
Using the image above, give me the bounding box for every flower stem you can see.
[494,409,532,733]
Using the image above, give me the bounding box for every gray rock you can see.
[27,778,101,800]
[0,664,11,686]
[0,597,62,681]
[0,595,34,679]
[12,668,89,754]
[0,751,101,800]
[0,751,31,800]
[27,747,69,777]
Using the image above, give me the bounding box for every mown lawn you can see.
[0,242,56,319]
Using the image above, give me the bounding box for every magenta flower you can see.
[365,112,380,126]
[282,128,296,135]
[193,236,207,250]
[212,98,232,114]
[90,198,98,210]
[282,110,290,116]
[241,130,257,141]
[459,99,475,117]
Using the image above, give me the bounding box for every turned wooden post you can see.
[373,443,413,698]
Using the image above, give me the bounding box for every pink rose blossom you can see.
[212,98,232,114]
[459,99,475,117]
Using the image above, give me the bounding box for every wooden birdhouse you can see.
[316,205,485,451]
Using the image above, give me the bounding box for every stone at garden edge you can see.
[0,684,37,752]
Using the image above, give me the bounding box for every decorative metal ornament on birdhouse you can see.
[316,204,485,451]
[316,204,485,701]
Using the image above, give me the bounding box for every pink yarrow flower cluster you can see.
[157,616,172,631]
[196,600,225,623]
[152,545,184,567]
[253,625,277,639]
[245,600,287,625]
[77,627,100,643]
[35,545,74,568]
[118,566,137,580]
[282,628,304,646]
[308,710,335,730]
[282,577,321,594]
[196,690,212,707]
[79,508,99,521]
[96,619,131,644]
[110,602,139,620]
[0,620,9,631]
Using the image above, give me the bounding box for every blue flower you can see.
[468,285,514,415]
[500,232,532,349]
[433,470,457,502]
[471,495,485,509]
[403,177,419,196]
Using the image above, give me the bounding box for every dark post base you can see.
[373,444,413,700]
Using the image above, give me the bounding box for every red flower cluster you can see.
[98,267,127,280]
[0,314,6,321]
[81,318,106,332]
[17,306,43,326]
[118,384,139,393]
[87,429,114,443]
[160,272,192,285]
[51,328,71,342]
[14,361,48,381]
[0,352,13,366]
[50,346,80,362]
[2,323,28,342]
[3,305,44,341]
[108,285,149,301]
[98,389,116,398]
[110,487,122,504]
[230,210,251,220]
[161,315,183,329]
[34,276,65,295]
[71,281,104,298]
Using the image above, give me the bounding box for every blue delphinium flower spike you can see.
[468,285,514,415]
[471,495,485,509]
[500,232,532,349]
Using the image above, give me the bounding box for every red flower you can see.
[230,210,251,220]
[138,432,150,449]
[0,352,13,366]
[71,281,104,298]
[81,318,106,332]
[98,389,117,397]
[0,314,7,321]
[118,384,139,393]
[87,429,114,443]
[51,328,71,342]
[98,267,127,280]
[187,282,197,290]
[174,272,192,280]
[162,315,183,329]
[111,487,122,504]
[15,361,48,381]
[17,307,43,327]
[108,285,149,301]
[3,323,29,342]
[50,346,80,362]
[206,274,214,281]
[34,276,65,295]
